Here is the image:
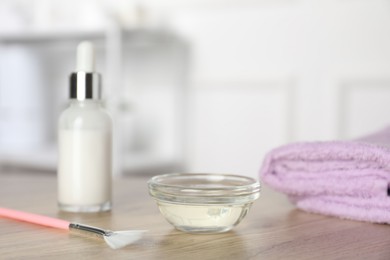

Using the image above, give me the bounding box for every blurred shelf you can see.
[0,147,57,172]
[0,147,182,175]
[0,26,188,176]
[0,30,105,43]
[0,28,177,44]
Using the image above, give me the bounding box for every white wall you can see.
[2,0,390,178]
[162,0,390,178]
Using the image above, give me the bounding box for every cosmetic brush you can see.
[0,207,145,249]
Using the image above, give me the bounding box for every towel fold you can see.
[260,127,390,224]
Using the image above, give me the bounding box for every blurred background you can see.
[0,0,390,178]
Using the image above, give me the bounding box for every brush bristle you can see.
[103,230,146,249]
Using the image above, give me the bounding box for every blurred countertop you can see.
[0,171,389,259]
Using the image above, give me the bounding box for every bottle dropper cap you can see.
[70,41,101,100]
[76,41,95,72]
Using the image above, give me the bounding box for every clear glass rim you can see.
[148,173,261,199]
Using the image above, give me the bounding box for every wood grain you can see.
[0,171,389,259]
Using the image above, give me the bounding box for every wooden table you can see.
[0,171,389,259]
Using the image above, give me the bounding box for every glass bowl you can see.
[147,173,261,234]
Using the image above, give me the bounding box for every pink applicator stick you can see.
[0,207,145,249]
[0,207,70,230]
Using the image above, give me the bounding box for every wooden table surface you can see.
[0,171,389,259]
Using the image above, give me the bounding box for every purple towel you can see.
[260,127,390,224]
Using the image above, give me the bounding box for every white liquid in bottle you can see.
[57,41,112,212]
[58,130,111,206]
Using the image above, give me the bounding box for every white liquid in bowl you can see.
[157,201,252,233]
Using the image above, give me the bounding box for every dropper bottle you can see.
[57,41,112,212]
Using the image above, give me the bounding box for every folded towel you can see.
[259,127,390,224]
